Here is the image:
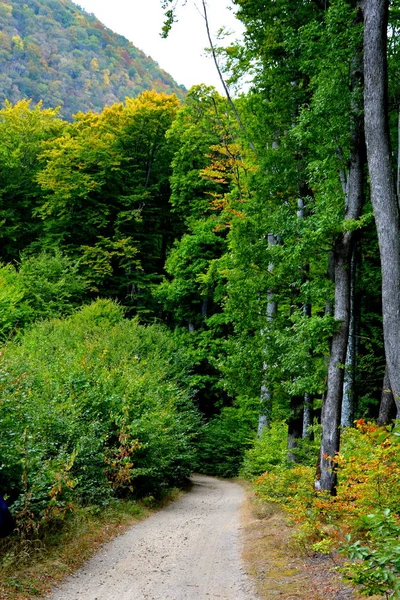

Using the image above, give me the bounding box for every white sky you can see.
[72,0,244,93]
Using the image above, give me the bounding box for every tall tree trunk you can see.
[363,0,400,412]
[257,383,271,437]
[258,233,278,436]
[303,393,313,438]
[378,365,397,425]
[302,301,313,437]
[297,197,314,438]
[341,244,358,427]
[397,106,400,201]
[319,112,365,493]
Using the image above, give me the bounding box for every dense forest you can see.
[0,0,185,119]
[1,0,400,597]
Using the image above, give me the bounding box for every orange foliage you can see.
[254,422,400,548]
[199,140,255,224]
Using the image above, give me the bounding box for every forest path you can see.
[47,475,259,600]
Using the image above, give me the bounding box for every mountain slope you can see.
[0,0,185,119]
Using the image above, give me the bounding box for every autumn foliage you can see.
[251,420,400,596]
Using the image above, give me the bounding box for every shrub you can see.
[249,418,400,595]
[17,250,88,320]
[240,421,289,478]
[0,300,200,536]
[341,509,400,598]
[0,264,30,340]
[254,464,315,507]
[0,251,88,341]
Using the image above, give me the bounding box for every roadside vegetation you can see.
[0,499,150,600]
[241,422,400,598]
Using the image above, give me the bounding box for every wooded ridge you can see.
[0,0,185,119]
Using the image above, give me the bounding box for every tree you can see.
[0,99,65,262]
[160,0,390,483]
[36,91,180,313]
[362,0,400,416]
[156,85,247,418]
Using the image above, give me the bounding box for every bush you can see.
[0,300,200,537]
[248,418,400,595]
[0,264,30,340]
[342,509,400,598]
[0,251,88,341]
[17,250,88,320]
[253,464,315,507]
[240,421,289,478]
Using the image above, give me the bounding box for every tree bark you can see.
[297,197,313,438]
[397,107,400,202]
[341,244,357,427]
[363,0,400,412]
[302,393,313,438]
[257,383,271,436]
[377,364,397,425]
[319,109,365,493]
[258,233,278,436]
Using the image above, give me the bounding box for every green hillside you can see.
[0,0,185,119]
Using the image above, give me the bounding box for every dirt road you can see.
[47,475,259,600]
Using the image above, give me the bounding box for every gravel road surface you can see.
[47,475,259,600]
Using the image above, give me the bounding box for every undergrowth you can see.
[0,489,182,600]
[0,299,200,540]
[244,419,400,599]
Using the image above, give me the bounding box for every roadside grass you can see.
[0,489,183,600]
[240,482,384,600]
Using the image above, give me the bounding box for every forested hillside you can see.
[0,0,185,119]
[2,0,400,597]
